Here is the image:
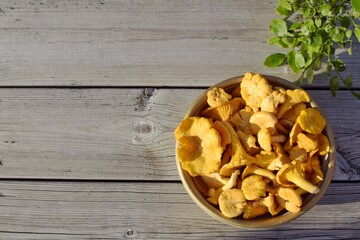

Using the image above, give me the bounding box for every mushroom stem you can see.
[243,165,276,184]
[222,170,240,190]
[287,171,319,194]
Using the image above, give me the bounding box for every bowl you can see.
[175,75,336,228]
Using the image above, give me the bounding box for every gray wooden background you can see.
[0,1,359,239]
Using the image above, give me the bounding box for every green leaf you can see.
[312,0,325,6]
[324,24,333,33]
[329,76,339,97]
[351,0,360,13]
[276,6,291,16]
[268,37,280,45]
[276,5,292,16]
[306,19,315,31]
[320,4,331,16]
[312,34,322,47]
[351,91,360,99]
[264,53,286,67]
[348,40,353,55]
[334,31,345,43]
[306,67,314,84]
[355,27,360,42]
[301,19,315,36]
[353,10,360,19]
[300,5,314,18]
[330,28,344,42]
[295,52,305,69]
[333,59,346,72]
[338,16,350,28]
[278,38,290,48]
[279,0,292,10]
[270,19,288,37]
[346,30,353,39]
[315,18,322,28]
[282,37,296,47]
[300,36,311,45]
[289,22,302,30]
[287,51,301,73]
[301,25,310,36]
[344,76,353,88]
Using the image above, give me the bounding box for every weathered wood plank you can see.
[0,88,359,180]
[0,0,359,87]
[0,181,358,239]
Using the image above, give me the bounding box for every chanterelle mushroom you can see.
[316,134,331,156]
[249,111,278,134]
[202,98,245,121]
[276,187,303,213]
[257,128,272,152]
[260,193,281,216]
[243,202,268,219]
[280,103,307,127]
[241,175,266,200]
[297,133,319,152]
[213,121,232,149]
[240,72,273,112]
[175,117,223,176]
[276,89,310,119]
[220,121,256,176]
[219,188,247,218]
[207,87,232,107]
[296,108,326,135]
[229,107,253,134]
[260,89,286,113]
[236,130,260,154]
[241,164,276,184]
[276,163,319,194]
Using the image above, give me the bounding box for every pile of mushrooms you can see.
[175,72,330,219]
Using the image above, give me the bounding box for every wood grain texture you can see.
[0,181,359,239]
[0,0,359,87]
[1,88,359,180]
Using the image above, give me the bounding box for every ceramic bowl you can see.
[175,75,336,228]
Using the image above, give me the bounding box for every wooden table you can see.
[0,1,359,239]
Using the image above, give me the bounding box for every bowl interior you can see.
[176,75,336,228]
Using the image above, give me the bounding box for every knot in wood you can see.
[124,229,136,238]
[132,120,158,145]
[133,121,153,135]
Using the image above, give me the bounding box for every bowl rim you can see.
[175,75,336,229]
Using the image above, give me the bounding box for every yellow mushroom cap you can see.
[219,188,247,218]
[296,108,326,134]
[207,87,232,107]
[249,111,278,135]
[317,134,331,156]
[277,187,303,213]
[175,117,223,176]
[276,89,310,119]
[242,175,266,200]
[213,121,232,149]
[202,98,245,121]
[240,72,273,111]
[297,133,319,152]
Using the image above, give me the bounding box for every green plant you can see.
[264,0,360,98]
